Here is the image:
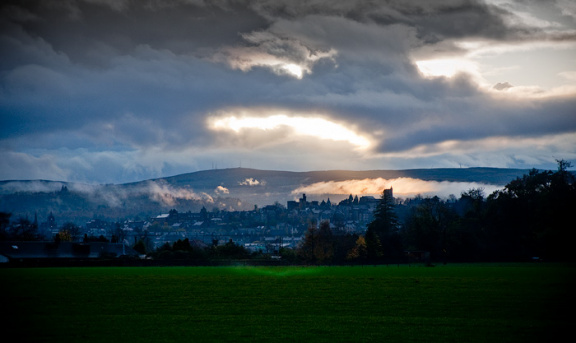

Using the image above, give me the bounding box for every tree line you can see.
[281,160,576,264]
[347,160,575,263]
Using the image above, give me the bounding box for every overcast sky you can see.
[1,0,575,184]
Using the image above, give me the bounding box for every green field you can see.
[1,264,574,342]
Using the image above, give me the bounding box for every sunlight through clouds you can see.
[209,112,372,150]
[420,38,576,98]
[218,48,311,79]
[415,59,480,79]
[214,30,338,79]
[281,63,304,79]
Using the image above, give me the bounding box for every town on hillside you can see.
[4,162,575,264]
[3,192,385,256]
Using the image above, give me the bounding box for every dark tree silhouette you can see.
[297,220,335,264]
[0,212,11,240]
[60,222,82,241]
[314,221,334,264]
[401,196,457,263]
[8,217,39,241]
[366,188,401,261]
[298,223,318,263]
[484,160,576,261]
[133,240,147,255]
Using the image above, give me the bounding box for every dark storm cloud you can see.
[2,0,268,64]
[1,0,575,182]
[249,0,547,46]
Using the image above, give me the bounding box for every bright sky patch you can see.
[210,114,372,149]
[415,59,480,78]
[281,63,304,79]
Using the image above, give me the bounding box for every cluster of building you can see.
[74,193,385,253]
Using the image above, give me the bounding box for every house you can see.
[153,214,170,223]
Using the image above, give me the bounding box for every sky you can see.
[1,0,575,185]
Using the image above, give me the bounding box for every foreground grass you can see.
[1,264,574,342]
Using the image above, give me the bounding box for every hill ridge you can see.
[0,167,539,223]
[1,166,534,188]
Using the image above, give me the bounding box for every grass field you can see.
[1,264,574,342]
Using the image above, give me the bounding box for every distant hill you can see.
[151,167,530,189]
[0,167,534,224]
